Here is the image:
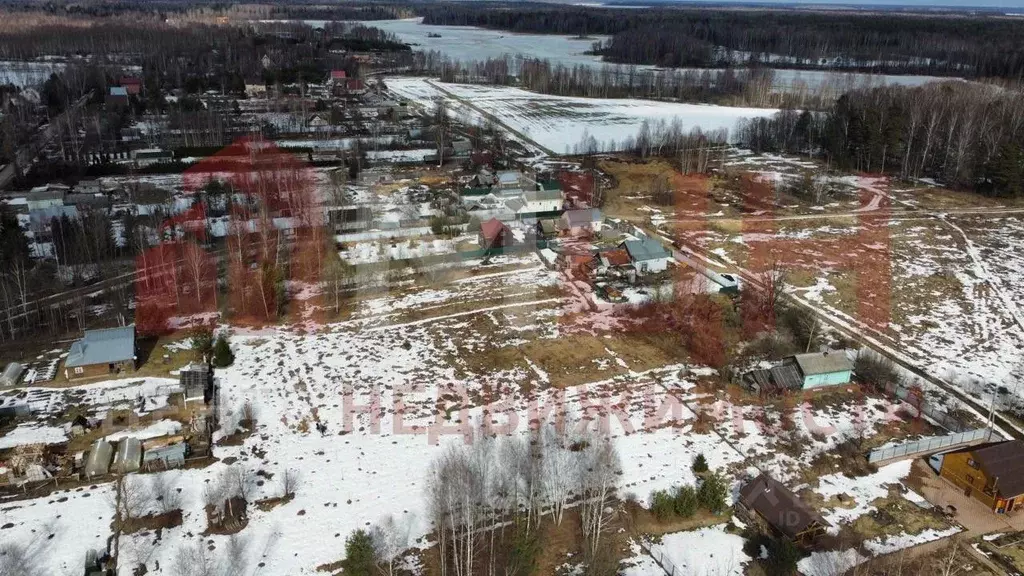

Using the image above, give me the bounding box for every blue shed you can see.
[793,351,853,389]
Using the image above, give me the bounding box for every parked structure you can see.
[938,440,1024,513]
[737,473,829,544]
[64,325,137,380]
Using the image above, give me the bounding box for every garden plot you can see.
[385,77,778,154]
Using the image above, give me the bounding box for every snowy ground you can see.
[0,251,935,575]
[386,77,778,153]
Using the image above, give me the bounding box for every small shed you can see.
[0,362,24,387]
[479,218,512,250]
[793,351,853,389]
[180,362,214,405]
[142,442,188,471]
[112,437,142,474]
[84,440,114,478]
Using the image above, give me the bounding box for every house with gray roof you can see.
[793,350,853,388]
[64,325,137,380]
[620,237,672,275]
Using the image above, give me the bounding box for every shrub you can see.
[672,485,698,518]
[692,453,709,474]
[212,336,235,367]
[697,473,728,515]
[467,216,482,233]
[854,351,903,392]
[764,536,802,576]
[650,489,676,521]
[340,529,376,576]
[190,326,214,360]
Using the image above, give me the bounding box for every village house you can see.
[119,77,142,96]
[106,86,129,109]
[479,218,513,251]
[560,208,602,236]
[745,350,854,394]
[26,186,65,210]
[936,440,1024,513]
[621,237,672,275]
[738,473,830,544]
[63,325,137,381]
[132,148,173,167]
[245,83,268,98]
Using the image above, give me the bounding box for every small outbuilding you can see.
[143,442,188,471]
[0,362,24,388]
[793,351,853,389]
[112,437,142,474]
[84,440,114,479]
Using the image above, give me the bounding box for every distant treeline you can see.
[412,51,885,110]
[419,4,1024,80]
[737,82,1024,197]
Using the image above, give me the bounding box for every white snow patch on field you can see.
[386,77,777,153]
[814,460,914,530]
[647,525,751,576]
[0,422,67,448]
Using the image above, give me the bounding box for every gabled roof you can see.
[497,171,520,184]
[538,219,557,234]
[794,351,853,376]
[504,197,526,212]
[65,325,136,368]
[330,70,347,79]
[621,237,670,262]
[973,440,1024,498]
[739,474,828,539]
[480,218,508,243]
[770,363,805,391]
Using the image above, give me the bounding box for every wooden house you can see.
[938,440,1024,513]
[737,473,829,544]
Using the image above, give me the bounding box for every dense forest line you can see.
[737,82,1024,197]
[411,51,848,109]
[419,4,1024,80]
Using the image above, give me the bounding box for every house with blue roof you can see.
[64,325,137,380]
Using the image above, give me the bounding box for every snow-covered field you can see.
[386,77,777,153]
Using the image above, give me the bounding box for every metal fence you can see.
[639,540,682,576]
[880,377,968,433]
[867,428,999,464]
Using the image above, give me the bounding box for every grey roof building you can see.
[794,351,854,376]
[621,237,670,262]
[738,473,829,543]
[65,325,136,375]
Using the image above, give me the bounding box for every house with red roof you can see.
[479,218,512,250]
